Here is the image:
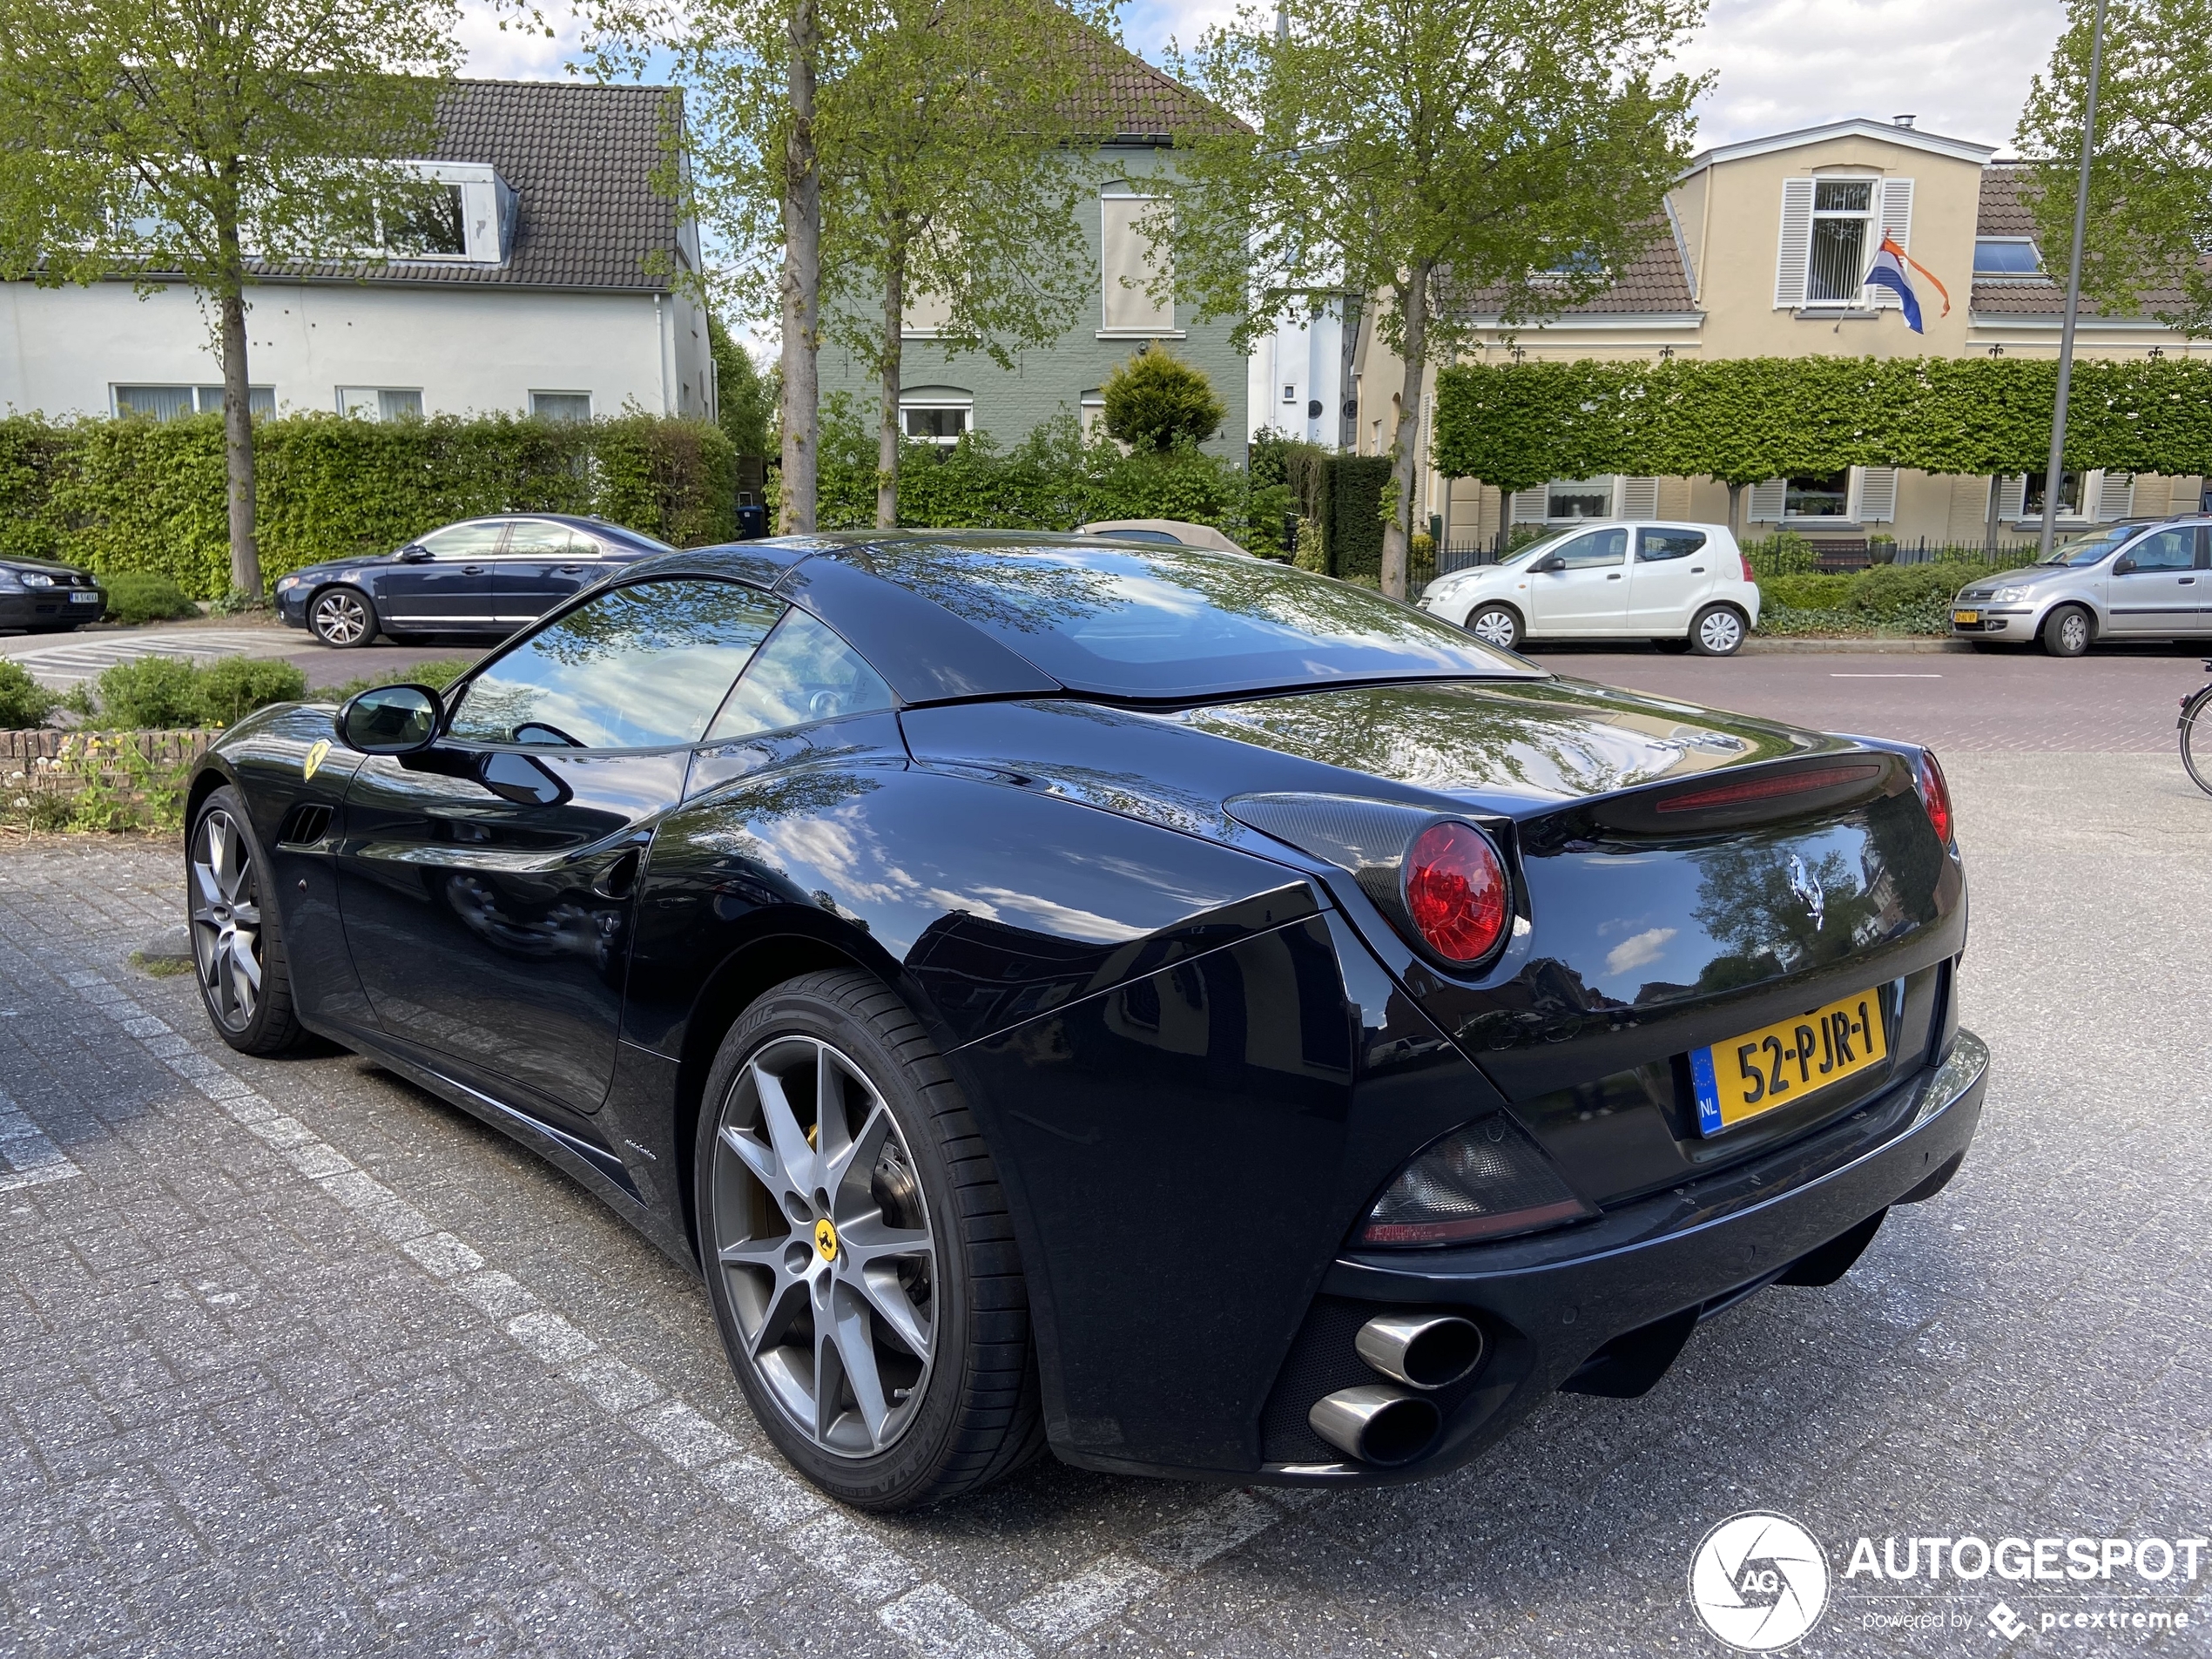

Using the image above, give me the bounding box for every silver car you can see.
[1951,517,2212,656]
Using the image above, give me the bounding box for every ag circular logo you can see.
[1688,1511,1830,1651]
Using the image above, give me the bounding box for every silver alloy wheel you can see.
[2056,609,2090,654]
[1468,607,1520,650]
[710,1035,937,1458]
[311,589,369,645]
[1697,607,1744,653]
[190,808,263,1031]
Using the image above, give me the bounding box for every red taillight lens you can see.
[1918,747,1954,845]
[1739,549,1755,583]
[1402,820,1508,964]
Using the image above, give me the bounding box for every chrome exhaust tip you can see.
[1354,1312,1486,1391]
[1307,1384,1441,1467]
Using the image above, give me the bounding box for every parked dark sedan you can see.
[272,514,674,647]
[0,555,106,631]
[185,533,1984,1512]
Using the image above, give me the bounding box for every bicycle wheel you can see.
[2180,686,2212,796]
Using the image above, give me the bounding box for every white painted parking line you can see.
[0,1082,81,1192]
[8,630,287,686]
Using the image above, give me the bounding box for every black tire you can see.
[2182,687,2212,797]
[186,786,310,1056]
[695,969,1043,1510]
[2041,604,2093,658]
[25,623,82,634]
[1464,603,1522,652]
[1689,603,1748,656]
[308,585,380,648]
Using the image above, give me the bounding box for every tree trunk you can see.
[876,239,905,529]
[1379,260,1433,601]
[1726,481,1743,542]
[778,0,821,535]
[1983,474,2001,553]
[216,215,260,598]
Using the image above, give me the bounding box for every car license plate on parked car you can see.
[1952,608,1979,625]
[70,590,100,604]
[1689,989,1889,1135]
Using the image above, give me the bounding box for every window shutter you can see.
[1998,475,2026,519]
[1511,489,1548,524]
[1871,179,1914,309]
[1748,479,1788,521]
[1774,179,1815,309]
[1618,475,1660,520]
[1857,466,1898,522]
[2096,470,2135,519]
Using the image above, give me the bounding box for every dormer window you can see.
[387,184,466,257]
[1973,238,2042,276]
[1807,181,1875,303]
[381,161,513,264]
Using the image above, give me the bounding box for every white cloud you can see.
[1605,927,1677,975]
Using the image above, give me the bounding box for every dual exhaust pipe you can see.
[1306,1312,1486,1467]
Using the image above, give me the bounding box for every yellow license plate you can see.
[1952,609,1980,625]
[1689,988,1889,1135]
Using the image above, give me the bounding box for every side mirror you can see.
[339,684,442,754]
[2112,556,2135,575]
[1531,554,1566,573]
[397,543,432,563]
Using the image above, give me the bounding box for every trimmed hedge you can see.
[0,412,739,598]
[1757,558,2002,636]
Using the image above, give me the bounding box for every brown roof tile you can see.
[1971,164,2194,318]
[1452,218,1696,320]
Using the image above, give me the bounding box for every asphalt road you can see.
[1,665,2208,1656]
[0,619,484,694]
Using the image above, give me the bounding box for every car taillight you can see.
[1739,548,1755,583]
[1359,1114,1595,1247]
[1402,820,1508,964]
[1918,747,1953,845]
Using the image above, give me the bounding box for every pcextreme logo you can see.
[1689,1512,1831,1652]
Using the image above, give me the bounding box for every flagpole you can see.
[2039,0,2108,559]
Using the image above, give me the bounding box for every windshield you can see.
[1499,529,1584,568]
[2038,527,2137,567]
[853,541,1539,698]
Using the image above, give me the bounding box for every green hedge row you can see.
[0,413,740,597]
[1434,356,2212,493]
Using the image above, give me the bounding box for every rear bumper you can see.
[1251,1029,1989,1484]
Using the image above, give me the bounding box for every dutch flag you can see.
[1863,234,1952,334]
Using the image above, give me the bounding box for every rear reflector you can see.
[1653,761,1885,815]
[1359,1113,1595,1247]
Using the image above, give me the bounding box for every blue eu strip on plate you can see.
[1689,1046,1723,1136]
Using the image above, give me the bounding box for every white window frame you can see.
[2002,469,2128,525]
[111,384,273,420]
[1099,191,1180,340]
[1804,177,1879,307]
[381,161,512,265]
[900,397,974,448]
[337,387,424,421]
[1973,237,2044,278]
[529,390,595,422]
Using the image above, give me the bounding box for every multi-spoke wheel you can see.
[1689,603,1747,657]
[1465,603,1522,651]
[308,586,379,648]
[186,786,306,1055]
[698,971,1043,1510]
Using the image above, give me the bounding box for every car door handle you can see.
[463,564,485,575]
[1606,573,1622,580]
[558,564,585,573]
[2182,577,2196,585]
[1690,566,1705,573]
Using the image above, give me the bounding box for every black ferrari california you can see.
[184,533,1985,1511]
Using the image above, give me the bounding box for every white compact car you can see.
[1419,520,1761,655]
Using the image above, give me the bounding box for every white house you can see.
[0,80,716,425]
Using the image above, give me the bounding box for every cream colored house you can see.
[1352,117,2207,551]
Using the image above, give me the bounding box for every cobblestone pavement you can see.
[3,750,2209,1657]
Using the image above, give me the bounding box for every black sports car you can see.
[185,533,1985,1512]
[271,514,675,648]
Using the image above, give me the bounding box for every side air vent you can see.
[278,803,333,846]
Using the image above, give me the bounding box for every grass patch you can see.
[128,951,194,977]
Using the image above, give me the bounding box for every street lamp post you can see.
[2038,0,2110,558]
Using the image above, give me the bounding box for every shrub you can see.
[91,657,202,728]
[1100,344,1226,452]
[1759,573,1854,610]
[0,659,55,728]
[103,570,199,625]
[194,658,307,725]
[310,656,475,705]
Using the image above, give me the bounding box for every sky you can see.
[457,0,2074,154]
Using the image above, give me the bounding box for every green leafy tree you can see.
[1161,0,1705,597]
[0,0,462,597]
[2017,0,2212,337]
[709,314,779,457]
[822,0,1115,527]
[1100,342,1227,451]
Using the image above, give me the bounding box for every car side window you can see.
[706,609,896,740]
[417,522,508,559]
[2123,529,2195,572]
[503,521,593,559]
[1637,529,1706,563]
[447,579,785,750]
[1553,529,1629,570]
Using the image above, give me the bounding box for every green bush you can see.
[0,410,738,598]
[103,570,199,625]
[1100,343,1226,452]
[1759,572,1854,610]
[84,653,309,728]
[0,659,55,728]
[310,656,475,705]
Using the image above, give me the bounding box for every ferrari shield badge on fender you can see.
[303,739,331,780]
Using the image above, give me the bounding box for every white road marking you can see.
[0,1083,81,1192]
[1828,672,1945,678]
[8,629,286,687]
[68,966,1326,1651]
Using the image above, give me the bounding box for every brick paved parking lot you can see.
[3,654,2208,1657]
